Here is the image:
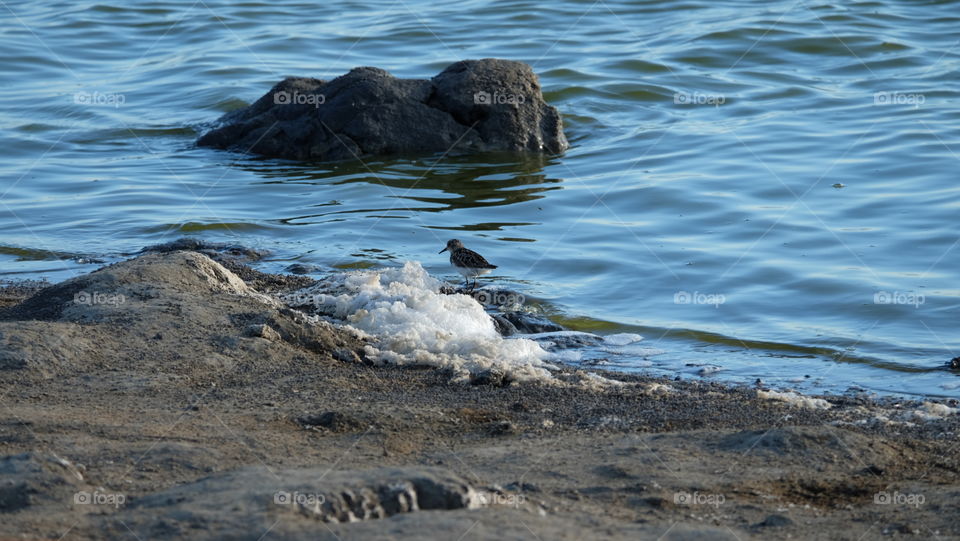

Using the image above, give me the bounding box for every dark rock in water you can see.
[285,263,324,275]
[429,60,567,153]
[501,311,565,334]
[489,313,519,336]
[140,237,209,252]
[197,59,568,161]
[949,356,960,370]
[468,286,527,307]
[141,238,266,261]
[488,310,565,337]
[532,332,603,349]
[443,284,558,337]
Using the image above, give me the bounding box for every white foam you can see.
[284,262,556,382]
[643,383,674,394]
[697,365,722,376]
[603,333,644,346]
[582,371,626,388]
[911,401,958,421]
[758,389,832,410]
[853,402,958,425]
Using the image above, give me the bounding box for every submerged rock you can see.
[141,237,266,260]
[489,313,519,336]
[500,311,564,334]
[197,59,568,161]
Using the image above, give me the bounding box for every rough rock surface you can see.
[449,285,566,336]
[107,466,479,538]
[0,250,364,382]
[0,453,87,513]
[197,59,568,161]
[1,249,959,540]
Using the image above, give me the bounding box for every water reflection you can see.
[236,151,564,220]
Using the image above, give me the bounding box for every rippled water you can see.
[2,0,958,397]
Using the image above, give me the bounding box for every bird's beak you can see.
[439,247,447,254]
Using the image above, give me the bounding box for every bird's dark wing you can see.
[459,248,497,269]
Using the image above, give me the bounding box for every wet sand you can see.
[1,249,957,540]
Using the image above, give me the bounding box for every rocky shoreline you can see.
[1,247,958,540]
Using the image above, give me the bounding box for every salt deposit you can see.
[910,401,959,421]
[757,389,832,410]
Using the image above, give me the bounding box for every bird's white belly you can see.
[456,267,492,279]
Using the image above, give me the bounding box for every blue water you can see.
[1,0,958,397]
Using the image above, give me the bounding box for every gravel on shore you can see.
[1,249,957,540]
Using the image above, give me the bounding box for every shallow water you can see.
[1,0,958,397]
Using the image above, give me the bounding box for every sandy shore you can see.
[1,248,957,540]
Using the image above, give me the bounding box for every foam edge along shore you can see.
[277,262,960,425]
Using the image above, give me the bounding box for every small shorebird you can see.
[439,239,497,290]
